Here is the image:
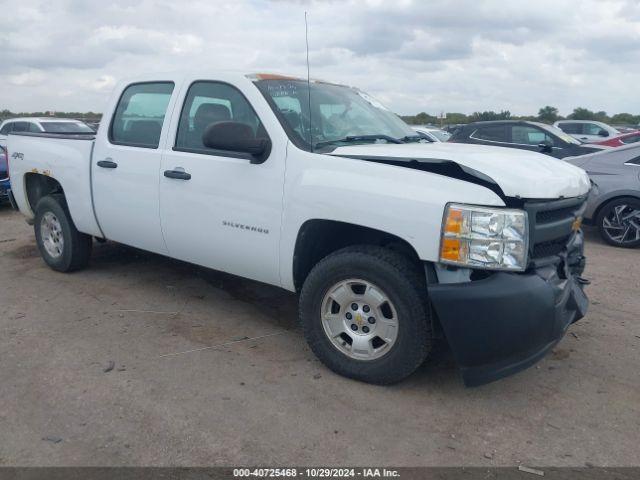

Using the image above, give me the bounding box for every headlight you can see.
[439,203,529,271]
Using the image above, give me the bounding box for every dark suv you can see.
[0,146,10,202]
[449,120,605,159]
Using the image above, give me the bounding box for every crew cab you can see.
[7,72,591,386]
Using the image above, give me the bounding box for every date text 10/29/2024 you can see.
[233,468,400,478]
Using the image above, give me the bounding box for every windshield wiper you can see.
[314,134,403,149]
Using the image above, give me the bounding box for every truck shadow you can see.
[90,240,298,329]
[89,240,459,385]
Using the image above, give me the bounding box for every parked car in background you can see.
[613,126,639,134]
[0,146,9,202]
[565,144,640,248]
[449,120,604,159]
[0,118,94,147]
[553,120,621,143]
[411,126,451,142]
[594,130,640,148]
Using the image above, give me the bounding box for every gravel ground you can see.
[0,204,638,467]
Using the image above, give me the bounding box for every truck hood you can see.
[330,142,591,199]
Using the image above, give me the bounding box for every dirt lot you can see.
[0,203,638,467]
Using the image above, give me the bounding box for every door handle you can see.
[164,169,191,180]
[97,159,118,169]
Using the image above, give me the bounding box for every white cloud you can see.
[7,70,46,86]
[0,0,639,116]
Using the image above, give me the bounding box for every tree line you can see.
[400,107,640,126]
[2,107,639,128]
[0,109,102,122]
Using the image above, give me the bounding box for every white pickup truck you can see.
[6,72,591,386]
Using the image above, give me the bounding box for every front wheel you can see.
[34,195,93,272]
[596,197,640,248]
[299,246,432,384]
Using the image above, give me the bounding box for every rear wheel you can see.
[596,197,640,248]
[34,195,92,272]
[299,245,432,384]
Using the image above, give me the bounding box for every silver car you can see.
[565,144,640,247]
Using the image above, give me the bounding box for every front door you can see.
[92,81,176,254]
[159,80,285,285]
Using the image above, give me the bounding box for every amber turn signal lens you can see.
[440,238,462,261]
[444,208,464,234]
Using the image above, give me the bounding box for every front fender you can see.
[278,147,504,290]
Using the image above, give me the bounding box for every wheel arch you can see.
[24,172,66,215]
[591,192,640,224]
[292,219,423,292]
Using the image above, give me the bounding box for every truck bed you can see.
[7,131,103,237]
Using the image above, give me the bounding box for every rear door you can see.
[92,81,177,254]
[159,79,286,285]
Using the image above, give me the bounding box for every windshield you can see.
[41,122,95,133]
[534,122,582,145]
[254,79,416,150]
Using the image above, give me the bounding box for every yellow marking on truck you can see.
[572,216,583,232]
[30,168,39,173]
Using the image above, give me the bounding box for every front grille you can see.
[532,236,571,259]
[536,206,579,224]
[525,196,587,261]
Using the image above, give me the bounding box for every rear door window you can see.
[11,122,30,132]
[110,82,175,148]
[471,125,507,142]
[558,123,582,134]
[41,122,94,133]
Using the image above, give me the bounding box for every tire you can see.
[596,197,640,248]
[299,245,432,384]
[34,194,92,272]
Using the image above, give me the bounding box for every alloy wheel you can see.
[40,212,64,258]
[602,203,640,245]
[321,278,399,361]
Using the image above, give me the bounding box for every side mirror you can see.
[538,141,553,153]
[202,121,271,164]
[598,129,609,137]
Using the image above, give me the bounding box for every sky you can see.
[1,0,639,116]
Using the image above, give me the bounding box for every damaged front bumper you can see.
[427,231,588,387]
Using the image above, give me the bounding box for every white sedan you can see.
[0,117,94,147]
